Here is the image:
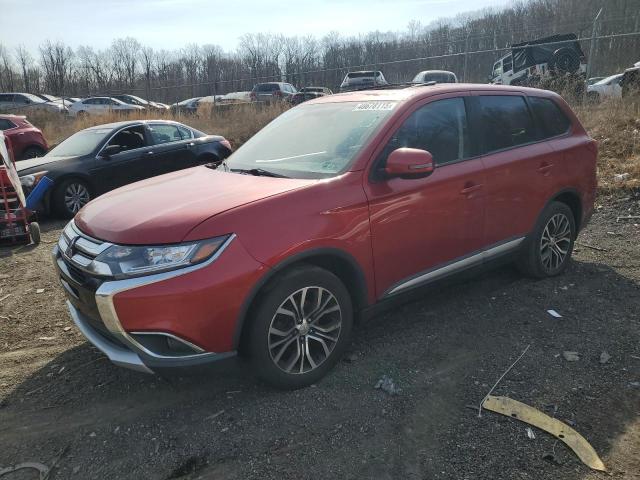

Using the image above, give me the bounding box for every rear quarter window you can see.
[476,95,536,153]
[0,119,17,130]
[528,96,571,138]
[257,84,279,92]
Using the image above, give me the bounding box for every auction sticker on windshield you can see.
[353,102,396,111]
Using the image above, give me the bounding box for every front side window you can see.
[226,101,396,179]
[477,95,535,153]
[107,126,147,152]
[528,96,571,139]
[148,124,181,144]
[379,98,470,168]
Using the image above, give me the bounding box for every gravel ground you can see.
[0,192,639,480]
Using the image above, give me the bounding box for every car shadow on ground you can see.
[1,259,639,479]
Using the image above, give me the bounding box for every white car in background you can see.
[587,74,623,102]
[0,93,68,114]
[68,97,145,117]
[220,91,251,103]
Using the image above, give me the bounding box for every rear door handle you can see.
[460,183,483,195]
[538,163,553,174]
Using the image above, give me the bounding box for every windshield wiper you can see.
[230,167,289,178]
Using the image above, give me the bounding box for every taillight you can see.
[220,139,232,152]
[273,90,282,97]
[250,92,256,100]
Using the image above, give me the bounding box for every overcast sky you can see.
[1,0,512,54]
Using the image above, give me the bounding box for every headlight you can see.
[20,171,48,188]
[89,235,232,279]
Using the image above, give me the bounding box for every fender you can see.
[231,247,370,350]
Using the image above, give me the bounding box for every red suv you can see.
[0,114,48,160]
[53,84,596,388]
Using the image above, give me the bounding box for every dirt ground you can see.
[0,192,639,480]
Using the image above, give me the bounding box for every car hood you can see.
[74,166,315,244]
[16,155,73,173]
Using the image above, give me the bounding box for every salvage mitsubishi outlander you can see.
[53,84,597,389]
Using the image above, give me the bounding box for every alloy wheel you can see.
[64,183,90,214]
[540,213,572,271]
[268,286,342,374]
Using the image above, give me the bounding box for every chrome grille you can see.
[58,221,113,275]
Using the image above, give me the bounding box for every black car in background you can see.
[289,87,332,105]
[17,120,231,218]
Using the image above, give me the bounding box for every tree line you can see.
[0,0,638,103]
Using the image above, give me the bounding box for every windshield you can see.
[225,101,396,179]
[47,128,113,157]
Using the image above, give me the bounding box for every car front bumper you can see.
[52,223,265,373]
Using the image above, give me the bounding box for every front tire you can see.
[53,179,92,218]
[247,265,353,389]
[518,202,576,278]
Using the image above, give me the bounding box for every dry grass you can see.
[26,102,289,150]
[574,99,640,191]
[16,98,640,192]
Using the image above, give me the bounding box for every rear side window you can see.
[148,124,181,144]
[382,97,470,166]
[476,95,535,153]
[257,84,279,92]
[528,96,571,139]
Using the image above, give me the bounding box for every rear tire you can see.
[518,201,576,278]
[551,48,580,74]
[247,265,353,389]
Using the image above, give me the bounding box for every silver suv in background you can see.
[339,71,388,91]
[412,70,458,84]
[0,93,68,114]
[249,82,297,102]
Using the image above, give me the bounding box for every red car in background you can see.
[0,114,48,160]
[53,84,597,389]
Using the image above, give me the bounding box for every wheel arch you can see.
[233,248,370,351]
[53,173,96,194]
[548,188,583,235]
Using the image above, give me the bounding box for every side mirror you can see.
[384,148,435,178]
[100,144,122,158]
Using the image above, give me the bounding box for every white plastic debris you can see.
[562,351,580,362]
[526,427,536,439]
[547,309,562,318]
[375,375,401,395]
